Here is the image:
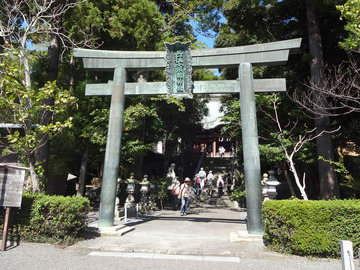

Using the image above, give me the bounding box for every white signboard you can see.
[0,166,26,208]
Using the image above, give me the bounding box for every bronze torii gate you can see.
[74,38,301,235]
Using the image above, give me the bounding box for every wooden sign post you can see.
[0,164,27,251]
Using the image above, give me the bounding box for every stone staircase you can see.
[190,187,232,209]
[199,156,233,178]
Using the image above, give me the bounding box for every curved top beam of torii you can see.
[74,38,301,71]
[74,38,302,96]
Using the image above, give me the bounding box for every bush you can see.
[0,193,90,245]
[262,199,360,258]
[152,178,170,210]
[230,187,246,207]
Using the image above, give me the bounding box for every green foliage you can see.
[156,180,170,201]
[222,0,274,45]
[0,49,76,159]
[263,199,360,258]
[75,0,163,50]
[337,0,360,51]
[49,0,220,180]
[319,153,360,198]
[230,186,246,206]
[151,177,170,210]
[158,0,223,40]
[63,1,103,48]
[219,95,241,138]
[220,92,316,194]
[105,0,163,49]
[0,193,91,245]
[256,94,316,163]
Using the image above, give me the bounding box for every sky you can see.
[195,33,221,76]
[196,33,215,48]
[191,10,227,49]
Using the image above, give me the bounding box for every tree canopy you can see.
[1,0,360,199]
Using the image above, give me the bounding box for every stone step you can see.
[200,157,233,175]
[87,222,135,236]
[230,231,264,242]
[230,223,264,242]
[99,226,135,236]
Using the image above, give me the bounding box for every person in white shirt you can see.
[178,177,193,216]
[216,175,224,198]
[219,146,225,157]
[197,167,206,195]
[206,170,214,196]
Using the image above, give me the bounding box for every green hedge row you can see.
[0,193,90,245]
[262,199,360,258]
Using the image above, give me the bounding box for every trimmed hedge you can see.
[262,199,360,258]
[0,193,90,245]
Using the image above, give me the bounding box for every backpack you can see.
[172,185,180,195]
[199,171,205,178]
[218,181,223,187]
[206,174,213,184]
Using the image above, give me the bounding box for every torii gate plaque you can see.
[74,38,301,234]
[164,41,192,98]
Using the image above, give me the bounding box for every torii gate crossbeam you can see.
[74,38,301,235]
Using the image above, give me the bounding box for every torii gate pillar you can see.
[98,67,126,227]
[239,63,263,234]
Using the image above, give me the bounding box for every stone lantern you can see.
[139,175,150,197]
[149,176,156,190]
[125,172,137,205]
[261,170,280,201]
[139,175,153,213]
[114,177,123,219]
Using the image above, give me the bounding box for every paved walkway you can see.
[0,194,350,269]
[67,194,344,269]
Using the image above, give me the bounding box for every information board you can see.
[0,166,25,208]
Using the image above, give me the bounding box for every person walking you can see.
[171,177,181,210]
[178,177,193,216]
[225,174,232,196]
[217,175,224,198]
[206,170,214,196]
[194,174,201,196]
[219,146,225,157]
[186,184,196,210]
[207,143,213,157]
[198,167,206,195]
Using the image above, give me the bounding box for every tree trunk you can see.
[288,154,308,200]
[281,162,297,198]
[19,46,33,131]
[77,147,89,197]
[19,41,41,192]
[306,0,339,199]
[163,140,171,180]
[36,32,60,193]
[99,161,104,185]
[29,154,40,193]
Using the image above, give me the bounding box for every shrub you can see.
[0,193,90,245]
[230,187,246,207]
[153,178,169,210]
[262,199,360,258]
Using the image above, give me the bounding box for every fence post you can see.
[340,240,355,270]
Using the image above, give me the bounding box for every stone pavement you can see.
[62,194,345,269]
